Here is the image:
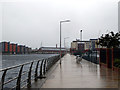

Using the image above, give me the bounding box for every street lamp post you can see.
[80,30,82,41]
[64,37,69,48]
[60,20,70,65]
[64,37,70,54]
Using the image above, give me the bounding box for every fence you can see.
[100,49,106,64]
[82,50,99,64]
[100,48,120,69]
[0,55,61,90]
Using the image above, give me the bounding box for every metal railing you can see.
[0,55,60,90]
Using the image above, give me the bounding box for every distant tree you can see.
[97,31,120,48]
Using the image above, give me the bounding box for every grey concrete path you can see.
[33,54,120,88]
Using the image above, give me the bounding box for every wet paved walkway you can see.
[33,54,120,88]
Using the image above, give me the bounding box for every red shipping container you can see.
[10,44,12,52]
[5,42,8,52]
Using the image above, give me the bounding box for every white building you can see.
[84,42,91,50]
[71,41,78,50]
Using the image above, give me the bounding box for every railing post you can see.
[43,60,47,75]
[34,61,40,81]
[1,69,7,90]
[46,59,50,71]
[40,60,44,78]
[46,59,48,71]
[27,62,33,88]
[16,65,24,90]
[37,59,46,79]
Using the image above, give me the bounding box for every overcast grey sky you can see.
[0,0,119,49]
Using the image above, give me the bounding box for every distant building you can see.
[78,43,85,51]
[19,45,25,54]
[0,41,32,54]
[118,1,120,32]
[90,39,99,50]
[70,40,90,54]
[84,42,91,50]
[2,42,10,54]
[11,43,17,54]
[70,39,103,54]
[71,41,78,50]
[32,48,39,53]
[38,47,66,54]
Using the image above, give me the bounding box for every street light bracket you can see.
[60,20,71,23]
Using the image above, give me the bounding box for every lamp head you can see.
[65,20,70,22]
[60,20,71,23]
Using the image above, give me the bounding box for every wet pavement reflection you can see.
[41,54,120,88]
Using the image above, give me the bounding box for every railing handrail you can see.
[0,54,61,89]
[0,59,43,72]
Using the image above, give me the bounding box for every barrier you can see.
[0,55,60,90]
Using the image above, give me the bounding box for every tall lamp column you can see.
[60,20,70,65]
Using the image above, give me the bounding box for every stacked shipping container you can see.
[0,41,32,54]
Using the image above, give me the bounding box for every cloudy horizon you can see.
[0,0,119,49]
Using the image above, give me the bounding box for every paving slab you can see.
[32,54,120,88]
